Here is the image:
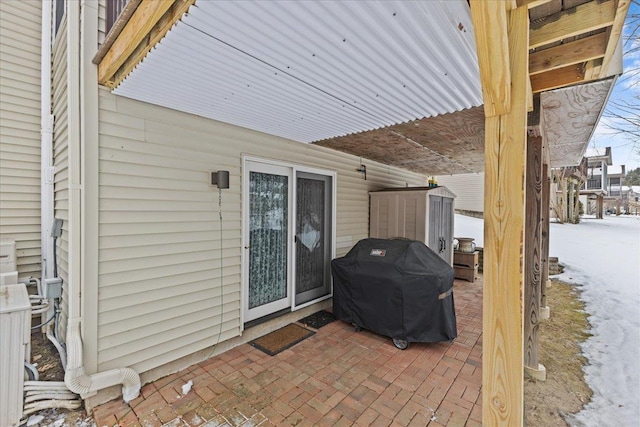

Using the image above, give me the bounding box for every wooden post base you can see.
[524,363,547,381]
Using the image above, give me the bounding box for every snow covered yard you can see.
[455,214,640,426]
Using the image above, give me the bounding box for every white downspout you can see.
[63,0,140,403]
[41,1,54,280]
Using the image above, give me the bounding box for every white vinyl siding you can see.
[0,0,42,277]
[97,89,427,373]
[436,173,485,214]
[52,18,69,335]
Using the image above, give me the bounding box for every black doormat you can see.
[298,310,336,330]
[249,324,315,356]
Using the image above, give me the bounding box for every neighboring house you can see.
[603,165,627,213]
[550,157,588,223]
[579,146,613,218]
[0,1,627,424]
[606,165,626,196]
[630,186,640,215]
[0,0,43,278]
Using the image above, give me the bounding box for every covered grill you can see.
[331,238,457,349]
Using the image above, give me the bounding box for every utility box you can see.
[370,187,456,265]
[0,240,17,273]
[0,283,31,426]
[0,240,18,286]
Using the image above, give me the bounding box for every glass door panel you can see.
[294,172,332,306]
[245,164,291,321]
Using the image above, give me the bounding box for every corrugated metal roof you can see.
[114,0,482,143]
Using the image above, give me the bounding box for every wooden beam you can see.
[527,75,534,112]
[98,0,174,86]
[584,58,603,80]
[529,32,607,75]
[516,0,553,8]
[531,64,585,93]
[470,0,511,117]
[481,5,529,426]
[110,0,195,88]
[527,94,541,137]
[98,0,195,88]
[529,0,616,49]
[540,164,550,309]
[524,135,543,375]
[600,0,631,78]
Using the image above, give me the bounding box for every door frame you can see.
[241,155,337,328]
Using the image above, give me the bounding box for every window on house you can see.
[54,0,65,35]
[106,0,129,35]
[587,179,601,190]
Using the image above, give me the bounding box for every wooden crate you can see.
[453,251,479,268]
[454,265,478,282]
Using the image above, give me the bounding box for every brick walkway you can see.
[93,278,483,427]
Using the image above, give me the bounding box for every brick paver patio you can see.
[93,278,483,427]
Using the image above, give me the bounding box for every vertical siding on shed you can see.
[0,0,42,277]
[52,19,69,336]
[436,173,485,214]
[97,89,426,373]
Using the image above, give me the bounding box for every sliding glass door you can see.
[294,172,332,306]
[243,159,334,323]
[245,163,292,322]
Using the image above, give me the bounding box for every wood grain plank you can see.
[531,64,585,93]
[540,164,550,308]
[482,5,528,427]
[524,136,543,370]
[529,32,607,75]
[529,0,616,49]
[599,0,630,77]
[516,0,553,9]
[470,0,511,117]
[98,0,175,86]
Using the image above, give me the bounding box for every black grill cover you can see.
[332,238,457,343]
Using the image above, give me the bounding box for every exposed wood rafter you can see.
[516,0,553,9]
[529,0,616,49]
[529,32,607,75]
[97,0,195,89]
[531,63,586,93]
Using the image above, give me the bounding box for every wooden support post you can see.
[560,179,568,222]
[540,164,551,319]
[472,2,529,425]
[524,135,546,380]
[597,195,604,219]
[568,180,575,222]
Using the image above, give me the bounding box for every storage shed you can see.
[369,187,456,265]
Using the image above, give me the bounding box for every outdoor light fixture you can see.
[210,170,230,189]
[357,164,367,180]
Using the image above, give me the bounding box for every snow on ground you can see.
[454,214,640,426]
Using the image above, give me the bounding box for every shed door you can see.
[441,197,453,265]
[428,196,442,254]
[428,195,453,265]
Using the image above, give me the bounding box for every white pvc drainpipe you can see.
[62,0,140,403]
[40,0,54,283]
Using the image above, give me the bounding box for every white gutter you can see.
[63,0,140,403]
[41,0,54,281]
